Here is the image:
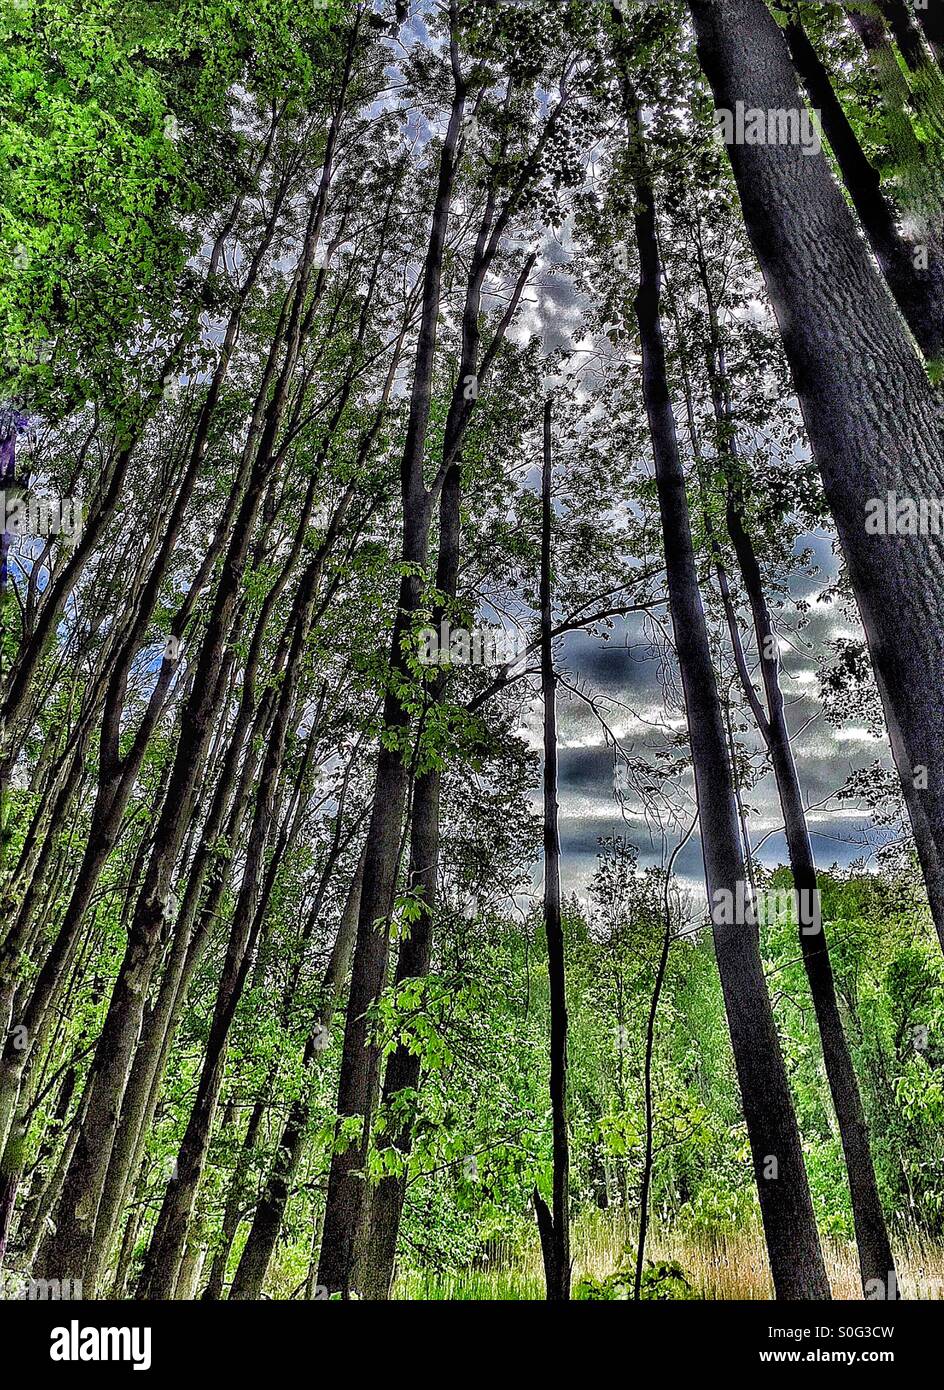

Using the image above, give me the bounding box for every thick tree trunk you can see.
[783,14,944,360]
[688,0,944,958]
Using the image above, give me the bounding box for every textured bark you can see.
[201,1098,266,1302]
[689,0,944,957]
[878,0,933,72]
[616,20,830,1297]
[784,13,944,360]
[845,4,941,229]
[30,53,355,1280]
[0,1143,21,1272]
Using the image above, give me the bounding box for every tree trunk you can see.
[228,853,364,1300]
[917,3,944,68]
[614,17,831,1297]
[783,13,944,361]
[315,76,467,1299]
[877,0,935,73]
[536,397,570,1301]
[688,0,944,959]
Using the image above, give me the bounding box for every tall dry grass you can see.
[394,1213,944,1300]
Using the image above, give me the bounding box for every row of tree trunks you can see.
[688,0,944,965]
[323,72,549,1289]
[31,91,350,1283]
[226,852,365,1300]
[315,59,469,1295]
[136,492,357,1298]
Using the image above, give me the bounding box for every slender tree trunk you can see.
[80,698,271,1296]
[688,0,944,960]
[614,16,830,1297]
[316,74,467,1298]
[535,397,570,1301]
[634,826,694,1300]
[723,486,898,1297]
[228,854,364,1300]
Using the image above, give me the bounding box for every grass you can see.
[393,1214,944,1300]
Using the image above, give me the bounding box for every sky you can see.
[378,5,902,911]
[512,239,900,906]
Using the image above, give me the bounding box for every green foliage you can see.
[575,1258,692,1301]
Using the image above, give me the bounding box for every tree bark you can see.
[876,1,929,70]
[783,12,944,360]
[917,3,944,68]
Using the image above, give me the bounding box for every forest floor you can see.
[392,1216,944,1300]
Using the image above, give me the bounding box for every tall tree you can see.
[533,395,570,1301]
[612,7,830,1298]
